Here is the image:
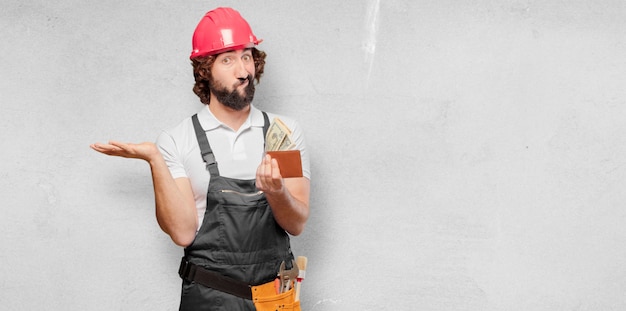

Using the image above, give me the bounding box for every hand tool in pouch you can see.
[294,256,307,302]
[278,260,299,293]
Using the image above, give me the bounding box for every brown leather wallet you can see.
[266,150,303,178]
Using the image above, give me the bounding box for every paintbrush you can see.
[294,256,307,302]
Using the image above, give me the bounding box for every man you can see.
[91,7,310,310]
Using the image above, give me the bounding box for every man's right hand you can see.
[90,140,198,246]
[90,141,160,162]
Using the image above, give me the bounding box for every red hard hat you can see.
[190,7,262,59]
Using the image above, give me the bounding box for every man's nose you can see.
[234,58,249,79]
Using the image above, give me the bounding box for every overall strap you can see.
[191,114,219,176]
[262,111,270,146]
[191,112,271,177]
[261,111,270,140]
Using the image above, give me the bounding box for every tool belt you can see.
[178,258,301,310]
[178,258,253,299]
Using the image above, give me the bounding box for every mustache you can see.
[236,75,253,86]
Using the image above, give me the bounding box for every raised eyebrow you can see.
[217,53,233,61]
[221,49,252,57]
[218,50,252,61]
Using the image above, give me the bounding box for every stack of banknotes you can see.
[265,118,295,152]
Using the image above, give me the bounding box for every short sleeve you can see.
[156,130,188,179]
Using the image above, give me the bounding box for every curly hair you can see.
[191,48,266,105]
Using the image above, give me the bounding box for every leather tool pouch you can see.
[180,258,301,310]
[251,280,301,311]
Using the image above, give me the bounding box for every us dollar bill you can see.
[278,134,295,151]
[265,117,294,151]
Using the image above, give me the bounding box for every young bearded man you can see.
[91,7,310,310]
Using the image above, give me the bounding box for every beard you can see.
[209,75,255,111]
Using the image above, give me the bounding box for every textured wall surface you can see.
[2,0,626,310]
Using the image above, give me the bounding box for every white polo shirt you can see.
[156,105,310,228]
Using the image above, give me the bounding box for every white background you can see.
[2,0,626,310]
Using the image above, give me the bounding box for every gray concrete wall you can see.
[2,0,626,310]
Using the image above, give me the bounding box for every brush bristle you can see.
[296,256,308,271]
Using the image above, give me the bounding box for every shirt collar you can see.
[196,104,265,132]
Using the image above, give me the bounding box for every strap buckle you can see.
[178,257,197,280]
[202,153,216,168]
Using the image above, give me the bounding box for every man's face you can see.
[209,49,256,111]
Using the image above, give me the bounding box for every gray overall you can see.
[179,113,294,310]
